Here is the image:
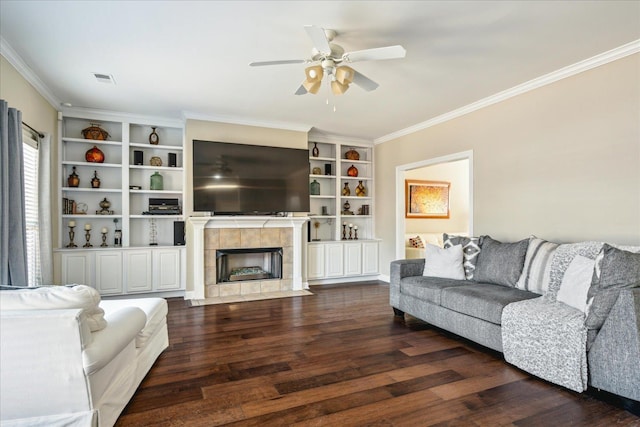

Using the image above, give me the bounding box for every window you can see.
[23,131,41,286]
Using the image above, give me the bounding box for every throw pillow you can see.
[422,243,466,280]
[0,284,107,331]
[515,237,559,294]
[556,255,595,313]
[409,236,425,248]
[473,236,529,287]
[443,233,481,280]
[584,244,640,330]
[545,241,604,301]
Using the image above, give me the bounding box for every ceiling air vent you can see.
[92,73,116,85]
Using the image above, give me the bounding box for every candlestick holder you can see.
[83,229,92,248]
[100,230,108,247]
[354,228,359,240]
[66,226,77,248]
[342,223,347,240]
[348,225,353,240]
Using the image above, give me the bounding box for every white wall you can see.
[375,54,640,276]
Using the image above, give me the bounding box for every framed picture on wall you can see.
[405,180,450,218]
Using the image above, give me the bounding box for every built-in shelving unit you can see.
[54,112,185,295]
[307,139,379,283]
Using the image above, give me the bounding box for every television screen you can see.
[193,140,310,214]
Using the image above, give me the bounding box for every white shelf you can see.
[129,189,182,195]
[62,161,121,168]
[309,156,335,162]
[62,187,123,193]
[310,174,336,179]
[62,214,123,219]
[62,137,123,146]
[129,142,183,151]
[129,165,184,171]
[129,215,184,219]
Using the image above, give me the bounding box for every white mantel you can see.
[185,216,309,301]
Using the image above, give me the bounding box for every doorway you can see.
[394,151,473,259]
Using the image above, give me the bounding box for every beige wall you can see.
[376,54,640,276]
[183,119,308,292]
[1,54,60,253]
[404,159,469,235]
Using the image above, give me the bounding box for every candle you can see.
[101,227,108,233]
[349,223,353,228]
[68,220,75,227]
[84,224,91,230]
[354,226,358,230]
[343,222,346,226]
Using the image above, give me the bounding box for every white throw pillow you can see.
[0,284,107,331]
[556,255,595,313]
[422,243,466,280]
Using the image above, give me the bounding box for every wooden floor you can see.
[116,282,639,426]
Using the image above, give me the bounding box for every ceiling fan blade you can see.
[304,25,331,56]
[342,45,406,63]
[249,59,306,67]
[295,84,308,95]
[351,70,379,92]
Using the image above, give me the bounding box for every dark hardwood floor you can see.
[116,282,640,426]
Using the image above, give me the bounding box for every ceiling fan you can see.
[249,25,406,96]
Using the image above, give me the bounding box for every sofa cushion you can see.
[409,235,425,248]
[473,236,529,287]
[0,284,106,332]
[556,255,595,313]
[441,283,539,325]
[585,245,640,331]
[422,244,465,280]
[443,234,482,280]
[400,276,469,305]
[545,241,604,300]
[516,237,559,294]
[100,298,168,348]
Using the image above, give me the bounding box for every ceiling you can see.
[1,1,639,142]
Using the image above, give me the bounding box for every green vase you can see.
[310,179,320,195]
[150,171,163,190]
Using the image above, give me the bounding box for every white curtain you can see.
[38,133,53,284]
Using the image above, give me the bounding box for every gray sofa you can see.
[389,237,640,404]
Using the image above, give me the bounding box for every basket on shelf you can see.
[82,123,110,140]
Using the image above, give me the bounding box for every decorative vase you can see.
[150,171,163,190]
[342,182,351,196]
[82,123,109,140]
[149,127,159,145]
[85,145,105,163]
[67,166,80,187]
[312,142,319,157]
[345,148,360,160]
[310,179,320,195]
[347,164,359,177]
[355,180,366,197]
[91,170,101,188]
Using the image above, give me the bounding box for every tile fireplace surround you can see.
[187,216,309,304]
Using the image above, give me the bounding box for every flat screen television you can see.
[192,140,310,214]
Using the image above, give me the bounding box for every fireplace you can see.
[216,247,283,283]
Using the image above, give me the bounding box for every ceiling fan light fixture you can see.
[335,66,355,85]
[303,80,322,94]
[303,65,324,94]
[331,80,349,95]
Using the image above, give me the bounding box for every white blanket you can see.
[502,297,588,392]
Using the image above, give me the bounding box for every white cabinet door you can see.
[61,252,93,286]
[362,241,379,275]
[154,248,181,290]
[125,250,153,293]
[307,244,325,279]
[344,242,362,276]
[325,243,344,277]
[95,251,123,295]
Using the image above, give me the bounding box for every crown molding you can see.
[375,39,640,144]
[1,36,61,109]
[308,129,373,146]
[182,111,312,134]
[61,106,184,128]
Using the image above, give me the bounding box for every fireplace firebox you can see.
[216,247,283,283]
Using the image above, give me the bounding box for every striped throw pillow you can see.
[515,237,559,294]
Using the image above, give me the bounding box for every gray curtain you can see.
[0,99,28,286]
